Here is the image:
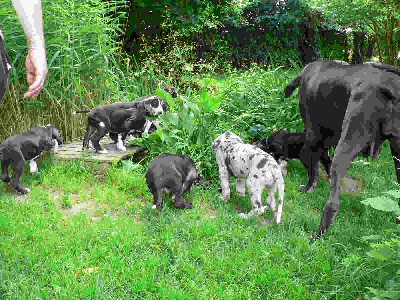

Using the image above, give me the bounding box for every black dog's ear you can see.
[276,128,288,135]
[163,85,178,98]
[256,138,268,151]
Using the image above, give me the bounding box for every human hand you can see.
[24,38,47,99]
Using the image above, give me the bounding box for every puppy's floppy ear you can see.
[276,128,288,135]
[132,100,145,111]
[212,139,221,151]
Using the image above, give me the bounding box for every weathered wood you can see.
[54,137,146,168]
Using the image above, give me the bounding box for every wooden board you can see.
[54,137,147,167]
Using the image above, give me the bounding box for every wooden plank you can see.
[54,137,146,165]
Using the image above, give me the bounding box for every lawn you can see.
[0,67,399,299]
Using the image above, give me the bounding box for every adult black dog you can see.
[0,125,63,194]
[285,60,400,241]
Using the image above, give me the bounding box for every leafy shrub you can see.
[362,190,400,298]
[131,89,222,180]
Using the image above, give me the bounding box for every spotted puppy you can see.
[146,154,207,210]
[212,131,287,223]
[0,125,63,194]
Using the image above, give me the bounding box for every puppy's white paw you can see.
[29,161,38,174]
[220,195,229,202]
[117,145,127,152]
[52,139,59,153]
[152,205,157,209]
[239,213,247,218]
[97,149,108,154]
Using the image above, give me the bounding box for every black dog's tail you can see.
[74,110,91,114]
[365,62,400,77]
[284,74,302,98]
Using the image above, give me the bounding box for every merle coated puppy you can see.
[0,125,63,194]
[145,154,206,209]
[213,132,287,223]
[256,129,331,189]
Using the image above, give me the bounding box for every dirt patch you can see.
[320,171,364,195]
[51,190,124,221]
[196,199,218,219]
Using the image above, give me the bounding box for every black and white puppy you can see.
[79,106,158,153]
[0,125,63,194]
[76,96,166,153]
[212,131,287,222]
[145,154,206,209]
[110,87,176,140]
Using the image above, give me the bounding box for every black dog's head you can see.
[180,154,208,192]
[135,96,168,116]
[256,129,288,158]
[163,85,178,98]
[45,124,64,146]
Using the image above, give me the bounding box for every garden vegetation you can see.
[0,0,399,298]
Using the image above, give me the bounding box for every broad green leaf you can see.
[361,235,382,241]
[384,190,400,199]
[361,196,400,212]
[367,245,393,261]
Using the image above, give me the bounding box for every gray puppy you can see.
[145,154,206,209]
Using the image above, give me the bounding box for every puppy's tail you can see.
[74,110,91,114]
[284,74,301,98]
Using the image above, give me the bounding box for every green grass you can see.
[0,145,398,299]
[1,114,399,298]
[1,63,400,298]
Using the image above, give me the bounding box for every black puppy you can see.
[0,125,63,194]
[256,129,331,190]
[145,154,207,209]
[257,128,383,192]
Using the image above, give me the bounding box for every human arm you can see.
[12,0,48,98]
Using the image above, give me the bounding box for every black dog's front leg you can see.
[300,149,320,193]
[1,160,10,183]
[151,189,164,209]
[310,201,340,242]
[9,159,30,194]
[109,132,118,143]
[320,148,332,177]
